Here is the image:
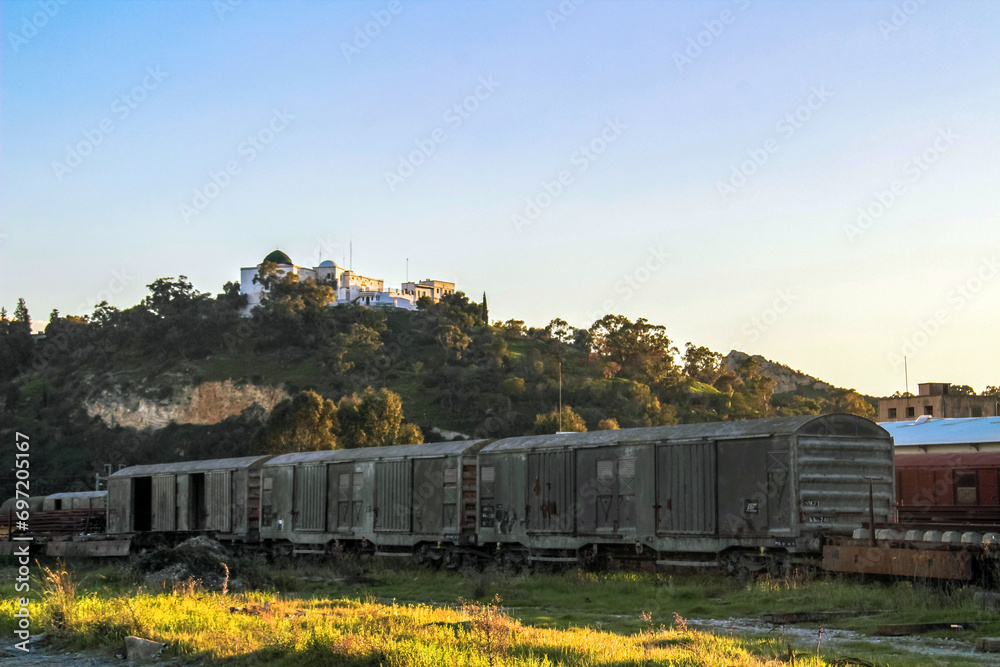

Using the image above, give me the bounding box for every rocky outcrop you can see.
[725,350,834,395]
[86,380,287,430]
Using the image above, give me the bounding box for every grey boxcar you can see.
[44,491,107,511]
[107,456,272,540]
[477,414,893,573]
[260,441,489,558]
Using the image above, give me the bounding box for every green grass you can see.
[2,559,995,666]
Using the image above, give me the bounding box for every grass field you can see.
[1,556,997,666]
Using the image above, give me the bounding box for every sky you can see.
[1,0,997,398]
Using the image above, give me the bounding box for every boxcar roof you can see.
[110,455,273,478]
[47,491,107,500]
[881,417,1000,448]
[481,414,888,453]
[265,440,490,466]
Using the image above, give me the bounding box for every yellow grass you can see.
[1,569,828,666]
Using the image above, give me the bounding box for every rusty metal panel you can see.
[151,475,176,532]
[527,450,575,534]
[232,469,248,534]
[328,463,364,531]
[176,474,190,531]
[823,544,971,580]
[293,464,326,531]
[767,447,791,530]
[413,458,445,533]
[47,539,131,557]
[657,442,716,534]
[717,439,769,537]
[107,478,130,534]
[375,459,411,532]
[577,447,637,534]
[205,471,231,532]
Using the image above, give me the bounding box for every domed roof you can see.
[262,249,292,265]
[319,260,336,268]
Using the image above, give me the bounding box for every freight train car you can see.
[106,456,273,543]
[478,414,894,575]
[896,452,1000,525]
[259,440,488,561]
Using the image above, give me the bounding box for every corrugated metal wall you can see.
[107,478,130,534]
[294,465,326,531]
[527,450,574,533]
[656,442,716,534]
[376,460,411,532]
[413,458,445,533]
[151,475,176,532]
[796,436,894,532]
[206,471,231,532]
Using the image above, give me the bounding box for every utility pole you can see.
[558,358,563,432]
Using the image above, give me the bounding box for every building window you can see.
[887,408,897,419]
[905,406,915,418]
[972,406,983,418]
[923,405,933,416]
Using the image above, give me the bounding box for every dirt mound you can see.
[139,536,234,591]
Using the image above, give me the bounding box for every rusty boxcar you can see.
[477,414,894,574]
[896,451,1000,525]
[259,440,488,561]
[106,456,273,541]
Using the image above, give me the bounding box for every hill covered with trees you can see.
[6,267,982,494]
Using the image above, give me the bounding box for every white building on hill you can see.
[239,249,455,315]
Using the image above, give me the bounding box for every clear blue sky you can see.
[1,0,997,397]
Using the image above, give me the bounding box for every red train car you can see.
[896,452,1000,525]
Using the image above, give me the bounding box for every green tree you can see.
[982,386,1000,397]
[534,406,587,434]
[827,388,876,419]
[481,292,488,324]
[337,386,422,448]
[588,314,678,382]
[682,342,724,384]
[951,385,975,396]
[252,390,339,454]
[13,297,30,328]
[596,417,620,430]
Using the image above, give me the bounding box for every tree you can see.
[13,298,30,329]
[337,386,422,448]
[252,390,339,454]
[682,342,724,384]
[827,388,876,419]
[534,406,586,434]
[983,386,1000,397]
[588,314,678,382]
[481,292,489,324]
[951,385,975,396]
[596,418,620,430]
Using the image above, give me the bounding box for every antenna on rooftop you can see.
[406,258,409,282]
[904,356,909,397]
[350,238,353,271]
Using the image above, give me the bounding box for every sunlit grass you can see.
[1,559,994,666]
[0,561,834,666]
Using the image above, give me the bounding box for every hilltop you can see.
[0,275,875,493]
